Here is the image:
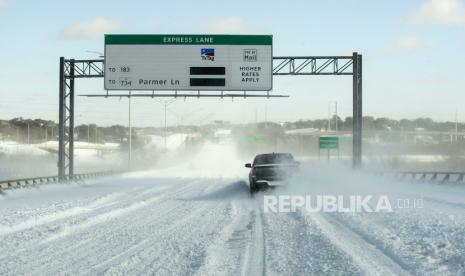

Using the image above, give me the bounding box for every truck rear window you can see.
[254,154,294,165]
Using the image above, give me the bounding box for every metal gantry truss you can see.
[273,56,354,75]
[58,53,362,179]
[66,59,104,78]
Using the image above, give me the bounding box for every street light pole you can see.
[27,122,30,144]
[155,98,176,155]
[327,101,339,133]
[335,101,338,133]
[164,103,167,153]
[128,91,132,170]
[265,103,268,128]
[327,103,331,131]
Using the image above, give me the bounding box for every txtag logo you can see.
[201,48,215,61]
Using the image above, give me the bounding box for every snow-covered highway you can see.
[1,145,465,275]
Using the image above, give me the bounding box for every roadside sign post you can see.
[319,136,339,162]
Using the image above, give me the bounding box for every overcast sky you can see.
[0,0,465,127]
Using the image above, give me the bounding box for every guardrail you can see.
[375,171,465,183]
[0,171,120,192]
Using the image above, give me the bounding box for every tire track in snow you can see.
[100,200,218,275]
[86,181,216,274]
[328,208,465,275]
[102,197,230,275]
[193,197,265,276]
[241,200,266,276]
[36,181,192,245]
[0,183,171,237]
[38,193,167,244]
[0,179,206,275]
[0,182,178,260]
[306,211,411,276]
[260,203,363,275]
[34,180,207,275]
[120,180,253,275]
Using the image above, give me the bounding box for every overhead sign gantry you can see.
[58,34,363,180]
[104,34,272,91]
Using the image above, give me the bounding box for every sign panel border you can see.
[104,34,273,91]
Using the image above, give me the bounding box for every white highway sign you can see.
[104,34,273,91]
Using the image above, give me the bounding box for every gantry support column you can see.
[352,52,363,168]
[58,57,75,180]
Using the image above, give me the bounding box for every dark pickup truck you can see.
[245,153,299,192]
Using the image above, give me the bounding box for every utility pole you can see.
[128,91,132,170]
[455,110,458,142]
[87,124,90,143]
[27,122,30,144]
[155,98,176,155]
[335,101,338,133]
[265,103,268,128]
[164,102,167,153]
[327,101,339,133]
[327,103,331,131]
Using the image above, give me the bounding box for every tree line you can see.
[1,116,463,144]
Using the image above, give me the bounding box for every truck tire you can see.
[250,180,257,193]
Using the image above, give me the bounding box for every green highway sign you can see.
[105,34,272,45]
[319,136,339,149]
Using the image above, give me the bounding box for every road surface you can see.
[1,160,465,275]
